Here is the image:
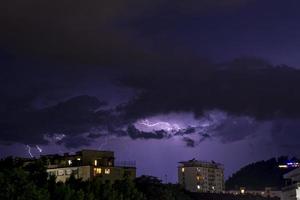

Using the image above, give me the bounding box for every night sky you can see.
[1,0,300,182]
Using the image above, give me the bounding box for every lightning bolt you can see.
[139,119,180,132]
[54,134,66,141]
[26,145,34,158]
[36,145,42,153]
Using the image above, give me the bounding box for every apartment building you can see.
[178,159,224,193]
[282,167,300,200]
[43,149,136,182]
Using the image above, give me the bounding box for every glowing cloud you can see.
[139,119,181,132]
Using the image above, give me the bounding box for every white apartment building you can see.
[282,168,300,200]
[178,159,224,193]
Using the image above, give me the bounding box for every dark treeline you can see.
[0,156,282,200]
[0,157,191,200]
[226,156,298,190]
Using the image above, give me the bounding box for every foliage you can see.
[0,156,286,200]
[225,156,298,190]
[135,175,192,200]
[0,157,190,200]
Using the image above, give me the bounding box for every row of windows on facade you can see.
[181,167,222,173]
[94,168,111,175]
[48,169,78,176]
[48,168,111,177]
[67,159,112,167]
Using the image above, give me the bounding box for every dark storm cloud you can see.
[0,95,109,145]
[59,135,92,149]
[0,0,253,66]
[271,119,300,155]
[174,127,197,136]
[2,58,300,147]
[126,125,168,140]
[119,58,300,121]
[210,115,259,143]
[2,0,300,149]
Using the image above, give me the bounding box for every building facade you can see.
[178,159,224,193]
[226,187,281,198]
[282,168,300,200]
[44,149,136,183]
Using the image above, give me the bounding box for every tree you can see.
[0,168,49,200]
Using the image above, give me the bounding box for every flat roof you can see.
[178,159,223,168]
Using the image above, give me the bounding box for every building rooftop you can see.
[178,158,224,168]
[283,167,300,179]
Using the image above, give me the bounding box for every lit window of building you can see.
[94,160,97,166]
[197,185,201,190]
[77,158,81,161]
[240,188,245,194]
[181,167,185,173]
[58,170,64,176]
[94,168,102,175]
[68,160,72,165]
[196,176,202,181]
[105,168,110,174]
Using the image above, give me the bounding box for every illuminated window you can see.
[240,189,245,194]
[94,160,98,166]
[58,170,64,176]
[104,168,110,174]
[197,185,201,190]
[94,168,102,175]
[68,160,72,165]
[278,165,288,168]
[181,168,185,173]
[77,158,81,161]
[196,176,202,181]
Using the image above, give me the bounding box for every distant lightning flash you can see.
[26,145,34,158]
[54,134,66,141]
[139,119,180,132]
[36,145,42,153]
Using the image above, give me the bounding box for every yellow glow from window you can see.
[278,165,288,168]
[94,168,102,175]
[94,160,97,166]
[77,158,81,161]
[241,189,245,194]
[105,168,110,174]
[181,168,185,172]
